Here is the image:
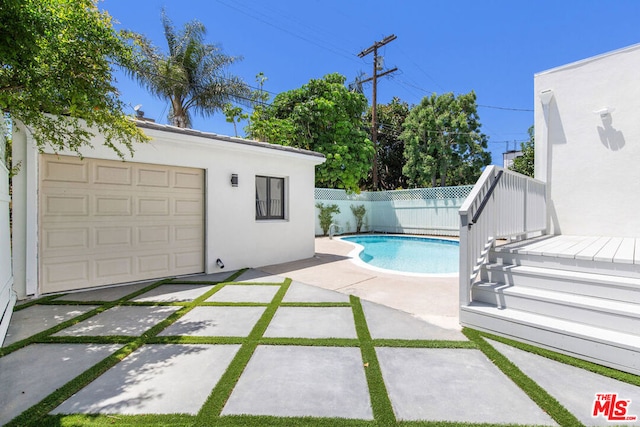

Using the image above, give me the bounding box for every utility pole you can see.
[358,34,398,190]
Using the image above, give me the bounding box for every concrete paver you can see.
[51,344,240,416]
[375,347,557,425]
[487,339,640,426]
[361,300,466,341]
[234,270,287,283]
[263,306,357,339]
[132,284,215,302]
[282,281,350,303]
[52,282,154,302]
[222,345,373,419]
[2,305,98,346]
[53,306,180,337]
[206,284,279,303]
[158,306,265,337]
[0,344,121,426]
[174,272,237,282]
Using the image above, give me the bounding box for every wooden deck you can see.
[497,235,640,265]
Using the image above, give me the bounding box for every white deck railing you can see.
[458,166,547,305]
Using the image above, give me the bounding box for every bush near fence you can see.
[314,186,472,237]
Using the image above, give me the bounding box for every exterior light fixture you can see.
[594,107,615,118]
[230,174,238,187]
[540,89,554,106]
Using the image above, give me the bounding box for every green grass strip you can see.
[221,280,284,286]
[372,339,477,349]
[212,415,376,426]
[35,335,135,345]
[41,413,195,427]
[474,329,640,387]
[13,294,60,311]
[197,302,271,307]
[146,336,246,345]
[350,295,396,426]
[463,328,582,427]
[195,278,292,423]
[259,337,360,347]
[280,302,352,307]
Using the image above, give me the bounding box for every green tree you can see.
[223,103,248,137]
[510,126,535,177]
[364,97,410,190]
[401,92,491,187]
[0,0,148,157]
[127,10,250,128]
[248,73,374,192]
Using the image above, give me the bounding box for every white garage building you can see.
[12,120,324,298]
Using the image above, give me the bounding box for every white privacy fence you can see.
[315,186,472,237]
[458,166,546,305]
[0,160,15,345]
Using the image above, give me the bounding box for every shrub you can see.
[350,204,366,233]
[316,203,340,236]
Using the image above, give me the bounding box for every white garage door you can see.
[39,154,205,294]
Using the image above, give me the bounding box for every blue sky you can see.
[100,0,640,166]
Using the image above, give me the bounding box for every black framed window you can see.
[256,176,285,220]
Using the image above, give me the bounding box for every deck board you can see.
[574,237,612,261]
[497,235,640,267]
[613,238,636,264]
[593,237,624,262]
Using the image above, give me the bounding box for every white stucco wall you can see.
[534,43,640,236]
[12,121,324,298]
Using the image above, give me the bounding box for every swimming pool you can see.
[339,235,459,276]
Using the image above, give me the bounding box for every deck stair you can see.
[460,235,640,376]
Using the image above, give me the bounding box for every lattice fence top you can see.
[315,186,473,201]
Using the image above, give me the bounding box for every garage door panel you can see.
[174,198,203,215]
[44,194,89,216]
[174,171,204,189]
[43,159,89,183]
[42,228,89,251]
[138,226,171,245]
[96,196,133,216]
[95,257,133,279]
[93,163,132,185]
[138,198,170,216]
[175,225,202,243]
[95,227,132,247]
[138,254,171,274]
[40,155,204,293]
[43,260,90,287]
[175,251,204,270]
[137,168,170,187]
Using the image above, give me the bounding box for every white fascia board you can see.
[535,42,640,77]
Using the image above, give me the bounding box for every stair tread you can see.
[474,281,640,315]
[484,263,640,288]
[462,303,640,348]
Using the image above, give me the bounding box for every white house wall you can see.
[12,122,324,298]
[534,44,640,236]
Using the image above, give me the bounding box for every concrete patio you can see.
[1,238,639,426]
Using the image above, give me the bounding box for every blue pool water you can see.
[340,235,459,274]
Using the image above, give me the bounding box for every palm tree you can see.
[128,10,250,128]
